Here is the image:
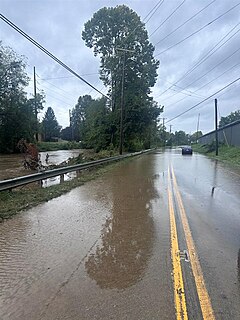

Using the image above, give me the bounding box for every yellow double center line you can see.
[168,167,188,320]
[168,165,215,320]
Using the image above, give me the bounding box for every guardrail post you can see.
[60,174,64,184]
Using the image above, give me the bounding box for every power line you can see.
[36,86,73,108]
[37,75,78,101]
[154,1,240,57]
[37,80,76,105]
[150,0,186,37]
[165,76,240,123]
[143,0,165,24]
[157,22,240,100]
[40,73,99,80]
[159,60,240,110]
[166,45,240,101]
[154,0,216,47]
[176,22,240,86]
[0,13,110,100]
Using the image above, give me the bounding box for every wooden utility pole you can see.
[33,66,38,141]
[116,47,134,155]
[215,99,218,156]
[119,50,125,155]
[162,117,166,147]
[196,113,200,143]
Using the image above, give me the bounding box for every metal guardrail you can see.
[0,149,153,192]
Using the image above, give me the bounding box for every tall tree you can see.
[82,5,162,151]
[219,110,240,127]
[0,42,42,153]
[41,107,61,142]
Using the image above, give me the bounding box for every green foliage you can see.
[70,96,112,152]
[171,131,189,145]
[60,126,72,141]
[192,143,240,167]
[0,42,44,153]
[219,110,240,127]
[37,141,81,151]
[190,131,203,142]
[82,5,162,151]
[41,107,61,141]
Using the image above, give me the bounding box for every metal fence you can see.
[198,120,240,147]
[0,149,153,192]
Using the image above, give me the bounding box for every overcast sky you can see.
[1,0,240,134]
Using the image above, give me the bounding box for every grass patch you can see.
[192,143,240,167]
[37,141,81,151]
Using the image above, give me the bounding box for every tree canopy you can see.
[219,110,240,128]
[42,107,61,142]
[0,43,45,152]
[82,5,162,151]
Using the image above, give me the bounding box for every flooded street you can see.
[0,149,240,319]
[0,149,82,180]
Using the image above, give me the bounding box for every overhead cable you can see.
[154,1,240,56]
[0,13,110,100]
[165,76,240,123]
[163,45,240,102]
[157,21,240,98]
[159,60,240,110]
[143,0,165,24]
[150,0,186,37]
[154,0,216,47]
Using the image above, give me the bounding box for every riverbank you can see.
[37,141,81,151]
[0,158,124,221]
[192,144,240,167]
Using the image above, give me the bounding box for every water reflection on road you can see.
[1,149,240,319]
[85,156,156,289]
[0,153,158,319]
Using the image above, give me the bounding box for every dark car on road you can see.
[182,146,193,155]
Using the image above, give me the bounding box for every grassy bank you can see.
[0,159,123,221]
[192,144,240,167]
[37,141,81,151]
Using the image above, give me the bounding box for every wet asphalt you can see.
[0,149,240,319]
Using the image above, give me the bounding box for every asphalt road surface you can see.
[0,149,240,320]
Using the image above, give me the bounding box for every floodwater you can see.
[0,149,82,181]
[0,149,240,319]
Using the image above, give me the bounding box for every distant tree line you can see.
[219,110,240,128]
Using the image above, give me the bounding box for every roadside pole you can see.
[215,99,218,156]
[33,66,38,142]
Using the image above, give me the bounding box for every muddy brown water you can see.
[0,149,240,319]
[0,149,83,185]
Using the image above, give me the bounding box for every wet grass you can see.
[192,144,240,167]
[37,141,81,151]
[0,160,124,221]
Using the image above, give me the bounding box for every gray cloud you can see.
[1,0,239,134]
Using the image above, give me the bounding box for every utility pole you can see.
[196,113,200,143]
[119,50,125,155]
[33,66,38,141]
[69,109,74,141]
[169,124,172,133]
[160,117,167,147]
[116,47,134,155]
[215,99,218,156]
